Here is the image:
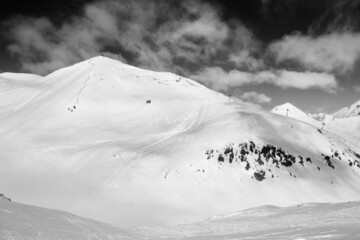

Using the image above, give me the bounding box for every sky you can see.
[0,0,359,113]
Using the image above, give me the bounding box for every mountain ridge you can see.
[272,100,360,132]
[332,99,360,118]
[1,56,360,226]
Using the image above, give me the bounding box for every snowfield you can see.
[1,56,360,227]
[1,199,360,239]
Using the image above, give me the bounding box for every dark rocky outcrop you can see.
[0,193,11,202]
[254,170,266,181]
[204,140,358,183]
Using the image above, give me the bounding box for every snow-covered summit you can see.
[271,102,321,127]
[271,102,307,117]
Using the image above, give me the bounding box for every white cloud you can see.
[269,32,360,73]
[240,91,272,104]
[227,22,264,70]
[229,50,264,70]
[274,71,338,93]
[190,67,253,91]
[191,67,338,93]
[169,3,228,43]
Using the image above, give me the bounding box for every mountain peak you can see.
[271,102,321,126]
[88,55,125,65]
[271,102,306,116]
[281,102,296,107]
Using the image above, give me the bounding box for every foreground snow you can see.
[1,56,360,226]
[1,199,360,239]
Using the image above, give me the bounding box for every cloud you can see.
[5,13,115,75]
[191,67,338,93]
[269,32,360,74]
[354,85,360,92]
[229,50,264,70]
[3,0,258,76]
[226,22,264,70]
[309,0,360,33]
[1,0,345,98]
[274,71,338,93]
[240,91,272,104]
[190,67,253,91]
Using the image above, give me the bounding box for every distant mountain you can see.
[308,113,333,122]
[271,102,321,127]
[1,56,360,226]
[271,103,307,119]
[272,100,360,132]
[315,100,360,131]
[332,99,360,118]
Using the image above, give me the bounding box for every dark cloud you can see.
[3,0,259,76]
[310,0,360,34]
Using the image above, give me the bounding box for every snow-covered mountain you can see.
[271,102,321,127]
[308,112,333,122]
[332,99,360,118]
[324,100,360,131]
[1,56,360,226]
[272,101,360,132]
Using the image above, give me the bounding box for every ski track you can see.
[101,94,208,187]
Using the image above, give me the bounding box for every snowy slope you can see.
[0,73,43,114]
[171,201,360,239]
[333,99,360,118]
[1,199,360,239]
[324,100,360,132]
[1,56,360,226]
[0,199,138,239]
[323,116,360,131]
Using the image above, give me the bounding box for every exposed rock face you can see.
[205,141,360,182]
